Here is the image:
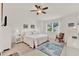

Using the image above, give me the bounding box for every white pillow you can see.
[21,29,32,35]
[21,29,40,35]
[31,29,40,34]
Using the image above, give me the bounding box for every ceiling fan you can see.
[30,5,48,15]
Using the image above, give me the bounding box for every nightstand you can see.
[15,34,23,43]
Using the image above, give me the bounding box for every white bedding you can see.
[26,34,48,39]
[23,33,49,48]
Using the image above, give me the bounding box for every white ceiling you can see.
[4,3,79,20]
[36,3,79,19]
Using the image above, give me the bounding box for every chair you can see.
[55,33,64,43]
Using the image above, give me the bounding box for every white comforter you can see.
[26,34,48,39]
[23,33,49,48]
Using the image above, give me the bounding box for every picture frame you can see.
[72,36,77,39]
[68,23,75,27]
[23,24,28,28]
[31,24,35,29]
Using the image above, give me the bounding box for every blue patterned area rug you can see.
[37,42,64,56]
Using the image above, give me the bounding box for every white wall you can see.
[60,13,78,41]
[60,13,79,49]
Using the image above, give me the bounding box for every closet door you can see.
[0,3,11,53]
[0,3,2,52]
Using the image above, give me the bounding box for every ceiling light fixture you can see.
[30,5,48,15]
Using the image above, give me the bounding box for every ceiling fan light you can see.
[30,5,48,15]
[37,10,42,13]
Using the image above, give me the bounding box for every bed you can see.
[21,29,49,48]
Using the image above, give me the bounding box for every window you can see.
[47,22,52,32]
[47,21,60,33]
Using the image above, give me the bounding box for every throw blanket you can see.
[37,42,64,56]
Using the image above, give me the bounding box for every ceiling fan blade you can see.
[30,10,37,12]
[35,5,39,9]
[37,12,39,15]
[42,11,46,14]
[42,7,48,10]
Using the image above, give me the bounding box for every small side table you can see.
[15,34,23,43]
